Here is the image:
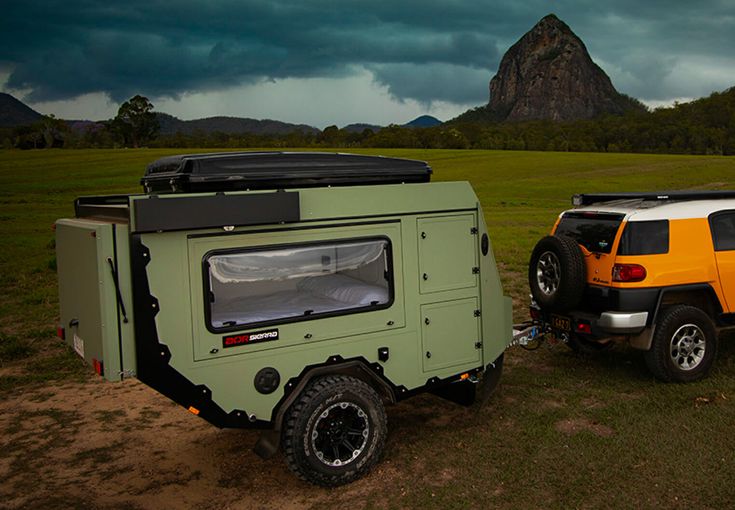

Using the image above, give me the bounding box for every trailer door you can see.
[56,219,125,381]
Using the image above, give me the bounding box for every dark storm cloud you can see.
[1,0,734,105]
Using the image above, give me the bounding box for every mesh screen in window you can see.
[205,238,392,330]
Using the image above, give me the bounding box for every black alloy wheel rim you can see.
[311,401,369,467]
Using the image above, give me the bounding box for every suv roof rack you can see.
[141,151,432,194]
[572,191,735,207]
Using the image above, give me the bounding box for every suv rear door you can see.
[553,212,624,286]
[709,211,735,313]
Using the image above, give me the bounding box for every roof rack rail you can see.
[572,191,735,207]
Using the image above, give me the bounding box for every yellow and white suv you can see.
[528,191,735,382]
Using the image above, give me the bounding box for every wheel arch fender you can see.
[254,358,395,460]
[272,356,396,432]
[653,284,723,324]
[632,284,723,351]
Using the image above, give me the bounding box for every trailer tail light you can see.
[92,358,104,377]
[612,264,647,282]
[529,306,541,320]
[57,326,65,340]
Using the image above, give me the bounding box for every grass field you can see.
[1,148,735,509]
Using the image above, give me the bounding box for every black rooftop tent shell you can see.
[141,152,433,193]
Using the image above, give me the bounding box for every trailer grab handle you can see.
[106,257,129,324]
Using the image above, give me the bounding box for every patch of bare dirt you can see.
[554,418,615,437]
[1,378,475,510]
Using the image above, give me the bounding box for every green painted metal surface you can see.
[56,219,122,381]
[417,214,478,294]
[58,180,513,422]
[420,298,481,371]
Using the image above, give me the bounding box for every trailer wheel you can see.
[282,375,387,487]
[644,305,717,382]
[528,235,585,312]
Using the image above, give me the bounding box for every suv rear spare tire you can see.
[644,305,717,382]
[529,235,585,312]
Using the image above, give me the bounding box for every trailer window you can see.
[204,238,392,331]
[617,220,669,255]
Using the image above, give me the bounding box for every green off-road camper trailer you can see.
[55,152,512,486]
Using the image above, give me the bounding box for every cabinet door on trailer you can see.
[417,215,478,294]
[416,213,481,372]
[421,298,481,371]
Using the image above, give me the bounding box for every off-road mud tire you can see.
[644,305,717,383]
[282,375,387,487]
[529,235,585,312]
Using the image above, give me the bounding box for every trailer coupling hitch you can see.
[510,322,545,350]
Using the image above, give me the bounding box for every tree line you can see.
[2,88,734,155]
[1,95,158,150]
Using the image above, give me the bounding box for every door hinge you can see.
[472,267,480,274]
[474,309,481,317]
[475,342,483,349]
[470,227,478,235]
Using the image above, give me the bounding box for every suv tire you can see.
[529,235,586,312]
[644,305,718,382]
[282,375,387,487]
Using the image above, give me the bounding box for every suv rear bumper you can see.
[597,311,648,334]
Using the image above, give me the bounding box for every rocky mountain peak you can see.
[487,14,644,121]
[0,92,43,128]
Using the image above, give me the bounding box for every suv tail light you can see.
[612,263,647,282]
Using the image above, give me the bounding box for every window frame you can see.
[201,236,395,334]
[709,210,735,252]
[555,211,625,254]
[617,219,670,256]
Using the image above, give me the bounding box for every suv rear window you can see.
[555,212,624,254]
[617,220,669,255]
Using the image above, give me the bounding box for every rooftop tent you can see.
[141,152,432,193]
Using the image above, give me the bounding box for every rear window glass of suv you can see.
[555,212,624,254]
[617,220,669,255]
[710,212,735,251]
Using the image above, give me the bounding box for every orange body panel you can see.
[552,217,730,313]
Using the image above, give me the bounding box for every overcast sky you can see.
[2,0,734,128]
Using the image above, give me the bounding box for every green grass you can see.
[1,148,735,508]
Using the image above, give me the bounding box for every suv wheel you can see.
[644,305,718,382]
[528,235,586,312]
[282,375,387,486]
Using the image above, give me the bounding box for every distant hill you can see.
[156,113,319,136]
[342,123,382,133]
[404,115,442,128]
[0,92,43,128]
[341,116,441,133]
[454,14,646,123]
